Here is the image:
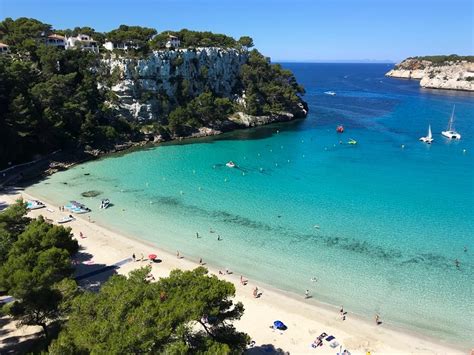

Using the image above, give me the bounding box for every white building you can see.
[103,41,139,51]
[0,43,10,54]
[66,34,99,53]
[44,34,66,49]
[165,35,180,49]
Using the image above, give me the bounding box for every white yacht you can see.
[441,106,461,140]
[226,161,236,168]
[419,125,433,144]
[26,200,45,210]
[324,91,336,96]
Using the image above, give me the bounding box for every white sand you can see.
[0,190,465,354]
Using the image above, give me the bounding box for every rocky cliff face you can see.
[385,58,474,91]
[102,48,249,121]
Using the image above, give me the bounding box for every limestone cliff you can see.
[385,57,474,91]
[101,48,307,130]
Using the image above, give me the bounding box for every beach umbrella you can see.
[148,254,157,260]
[273,320,286,330]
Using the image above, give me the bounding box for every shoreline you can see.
[1,188,467,354]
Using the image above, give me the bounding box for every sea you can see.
[27,63,474,347]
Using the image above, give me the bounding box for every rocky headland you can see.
[385,55,474,91]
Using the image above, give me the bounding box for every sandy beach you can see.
[0,189,465,354]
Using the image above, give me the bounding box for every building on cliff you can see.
[103,40,140,51]
[0,43,10,54]
[165,35,180,49]
[66,34,100,53]
[44,34,66,49]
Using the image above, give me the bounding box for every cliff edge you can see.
[385,56,474,91]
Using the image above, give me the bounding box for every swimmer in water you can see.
[310,277,317,282]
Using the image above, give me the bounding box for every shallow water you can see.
[28,63,474,346]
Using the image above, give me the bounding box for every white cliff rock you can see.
[386,58,474,91]
[102,48,249,121]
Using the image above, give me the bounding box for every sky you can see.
[1,0,472,62]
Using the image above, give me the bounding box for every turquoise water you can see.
[28,64,473,346]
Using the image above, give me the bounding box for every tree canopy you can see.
[49,266,249,354]
[0,210,79,337]
[0,200,30,265]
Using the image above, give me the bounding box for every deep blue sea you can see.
[28,63,474,346]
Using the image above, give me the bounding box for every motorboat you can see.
[26,200,45,210]
[336,125,344,133]
[348,139,357,145]
[100,198,110,209]
[226,161,236,168]
[58,215,75,224]
[419,124,433,144]
[65,201,91,214]
[441,105,461,140]
[324,91,336,96]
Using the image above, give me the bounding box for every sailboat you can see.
[419,125,433,144]
[441,105,461,140]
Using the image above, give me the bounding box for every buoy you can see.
[287,159,290,163]
[401,144,405,149]
[463,149,467,154]
[180,190,184,195]
[302,154,305,158]
[192,170,196,174]
[258,153,261,157]
[242,172,245,176]
[275,163,278,167]
[260,168,263,172]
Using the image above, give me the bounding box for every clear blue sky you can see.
[1,0,472,62]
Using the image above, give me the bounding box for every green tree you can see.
[0,200,29,265]
[49,266,249,354]
[0,216,79,337]
[238,36,254,48]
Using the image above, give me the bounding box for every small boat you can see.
[348,139,357,145]
[65,201,90,214]
[441,105,461,140]
[26,200,45,210]
[336,125,344,133]
[419,124,433,144]
[100,198,110,209]
[324,91,336,96]
[226,161,236,168]
[58,215,75,224]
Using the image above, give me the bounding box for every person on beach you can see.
[340,306,344,315]
[87,216,91,222]
[217,234,221,241]
[219,270,223,275]
[79,232,85,239]
[304,289,310,299]
[253,287,259,298]
[177,251,180,259]
[375,314,381,325]
[199,258,203,265]
[132,253,136,261]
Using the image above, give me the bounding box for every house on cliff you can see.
[103,40,139,51]
[0,43,10,54]
[66,34,100,53]
[44,34,66,49]
[165,35,180,49]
